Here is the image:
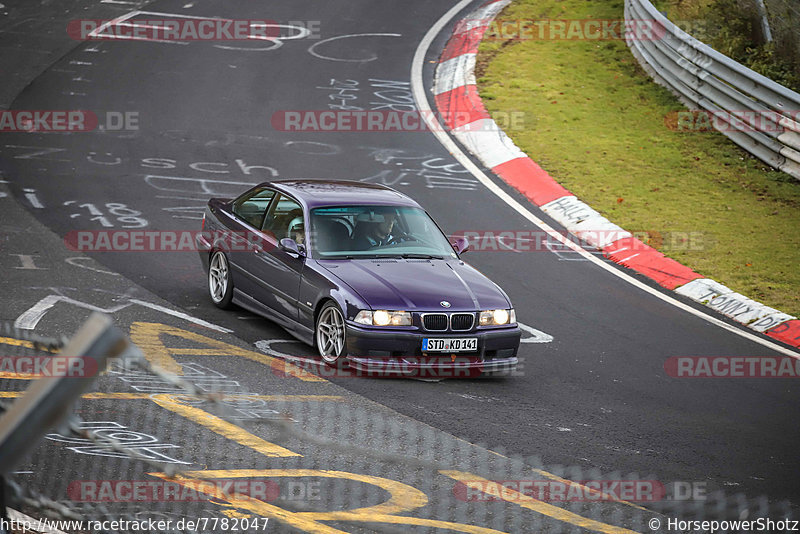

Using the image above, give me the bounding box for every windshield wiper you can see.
[322,253,444,260]
[398,253,444,259]
[322,254,383,260]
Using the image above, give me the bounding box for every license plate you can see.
[422,338,477,352]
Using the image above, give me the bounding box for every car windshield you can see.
[309,205,458,259]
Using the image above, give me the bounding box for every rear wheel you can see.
[316,302,346,365]
[208,251,234,309]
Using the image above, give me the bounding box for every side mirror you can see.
[451,236,470,254]
[279,238,305,257]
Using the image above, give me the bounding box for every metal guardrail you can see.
[624,0,800,180]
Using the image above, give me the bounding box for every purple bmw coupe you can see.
[197,180,520,377]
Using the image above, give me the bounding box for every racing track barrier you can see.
[624,0,800,180]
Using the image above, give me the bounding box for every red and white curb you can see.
[432,0,800,349]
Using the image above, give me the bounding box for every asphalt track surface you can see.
[2,0,799,520]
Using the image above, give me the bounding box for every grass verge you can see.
[476,0,800,317]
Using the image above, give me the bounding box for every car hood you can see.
[318,259,511,311]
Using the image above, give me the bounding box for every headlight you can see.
[479,308,515,326]
[354,310,412,326]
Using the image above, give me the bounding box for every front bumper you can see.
[344,323,521,378]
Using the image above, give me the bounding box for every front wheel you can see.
[208,251,234,309]
[316,302,347,365]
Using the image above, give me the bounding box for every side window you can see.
[262,194,304,244]
[232,188,275,229]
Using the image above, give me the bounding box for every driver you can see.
[353,208,399,249]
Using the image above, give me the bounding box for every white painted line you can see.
[65,256,121,276]
[255,339,318,365]
[15,295,128,329]
[91,20,189,45]
[144,174,262,195]
[619,253,641,263]
[24,191,43,208]
[308,33,402,62]
[155,195,210,201]
[494,234,523,253]
[88,10,138,39]
[410,0,800,359]
[136,10,224,19]
[14,294,232,334]
[101,0,138,4]
[87,11,193,45]
[128,299,233,333]
[519,323,554,343]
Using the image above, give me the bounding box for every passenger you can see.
[287,216,305,246]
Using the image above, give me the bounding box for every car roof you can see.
[259,180,421,210]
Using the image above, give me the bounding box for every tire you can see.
[208,251,234,309]
[315,302,347,365]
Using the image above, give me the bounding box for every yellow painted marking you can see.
[441,470,641,534]
[150,473,348,534]
[0,337,59,352]
[210,395,344,402]
[0,337,60,377]
[130,322,324,381]
[169,349,232,355]
[221,509,251,519]
[475,449,644,511]
[0,391,343,402]
[0,373,35,380]
[530,468,649,512]
[150,394,300,458]
[255,395,344,402]
[303,514,510,533]
[0,392,150,399]
[84,392,149,399]
[480,450,646,511]
[152,470,507,534]
[180,469,427,517]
